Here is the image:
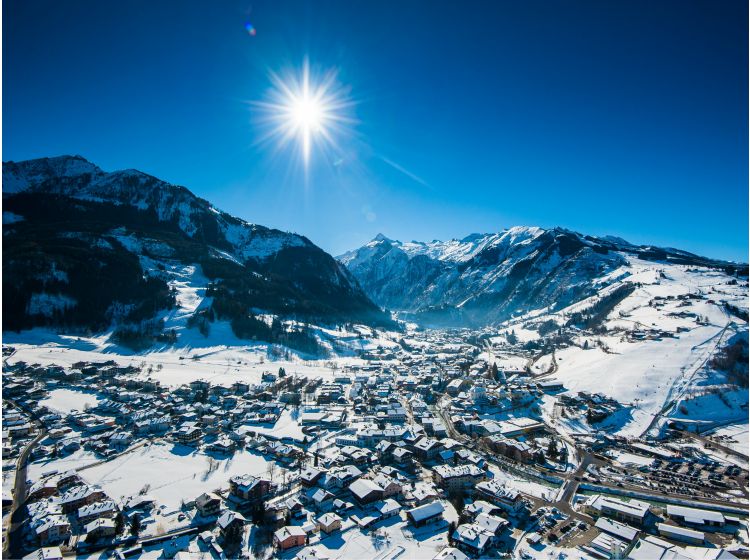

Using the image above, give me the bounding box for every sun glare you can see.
[255,60,352,169]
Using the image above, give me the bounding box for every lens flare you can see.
[253,60,353,169]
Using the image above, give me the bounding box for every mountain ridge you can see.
[3,155,389,348]
[338,227,746,327]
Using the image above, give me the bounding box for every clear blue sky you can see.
[4,0,748,261]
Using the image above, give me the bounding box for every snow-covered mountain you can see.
[339,227,745,326]
[3,155,388,344]
[4,155,315,260]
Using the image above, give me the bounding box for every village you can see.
[2,324,748,560]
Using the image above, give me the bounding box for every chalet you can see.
[321,466,363,490]
[406,501,445,527]
[231,382,250,394]
[206,437,235,454]
[174,423,201,444]
[372,473,401,498]
[22,547,64,560]
[348,478,383,505]
[59,486,105,513]
[474,513,508,544]
[411,482,440,505]
[317,513,342,534]
[374,498,402,520]
[33,517,71,546]
[190,380,210,393]
[217,510,246,539]
[229,475,270,503]
[392,447,414,469]
[84,518,116,540]
[274,526,307,550]
[195,492,222,517]
[464,501,503,519]
[77,500,118,524]
[475,481,524,514]
[452,523,492,556]
[299,467,325,488]
[486,435,535,464]
[307,488,335,511]
[412,437,442,461]
[28,479,58,501]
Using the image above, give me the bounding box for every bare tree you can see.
[266,461,277,484]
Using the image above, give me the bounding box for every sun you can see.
[254,60,352,169]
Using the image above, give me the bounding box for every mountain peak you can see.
[3,154,103,194]
[372,233,393,243]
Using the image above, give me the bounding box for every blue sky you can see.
[4,0,748,261]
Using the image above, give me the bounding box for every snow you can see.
[28,447,101,480]
[4,261,395,388]
[352,227,546,264]
[241,408,307,442]
[709,423,750,457]
[283,502,457,560]
[610,451,654,467]
[487,465,557,501]
[3,155,101,193]
[38,388,102,413]
[80,442,271,511]
[534,258,748,437]
[221,221,307,261]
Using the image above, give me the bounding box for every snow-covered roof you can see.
[667,505,725,525]
[407,500,445,522]
[595,516,638,542]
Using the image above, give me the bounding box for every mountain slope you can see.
[339,227,745,326]
[3,155,388,348]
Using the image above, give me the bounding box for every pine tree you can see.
[547,439,558,459]
[130,514,141,537]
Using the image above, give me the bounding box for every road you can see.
[4,400,47,560]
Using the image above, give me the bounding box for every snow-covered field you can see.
[79,442,271,511]
[38,388,102,413]
[4,328,378,389]
[28,447,101,480]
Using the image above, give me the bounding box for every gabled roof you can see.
[407,500,445,522]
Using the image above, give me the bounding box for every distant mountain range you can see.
[3,156,388,348]
[4,155,744,340]
[338,228,746,327]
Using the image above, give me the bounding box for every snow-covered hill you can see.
[485,258,750,438]
[339,227,745,326]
